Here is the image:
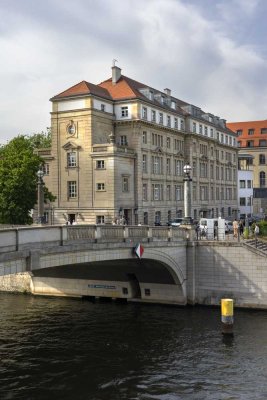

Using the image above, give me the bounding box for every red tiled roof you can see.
[227,120,267,147]
[99,75,188,115]
[51,81,112,101]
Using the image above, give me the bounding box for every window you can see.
[152,184,163,200]
[142,131,147,144]
[247,180,252,188]
[143,212,148,225]
[259,140,267,147]
[204,126,208,136]
[41,163,49,175]
[236,129,243,136]
[159,113,163,124]
[238,141,241,147]
[210,164,214,179]
[142,183,148,201]
[166,137,170,148]
[144,288,151,296]
[171,101,176,109]
[221,134,224,143]
[122,177,129,192]
[96,183,105,191]
[240,180,245,188]
[175,185,182,201]
[42,211,49,224]
[166,185,171,200]
[248,129,254,135]
[247,197,252,206]
[180,120,184,131]
[199,124,203,134]
[122,288,128,295]
[120,135,128,146]
[261,128,267,134]
[260,171,266,187]
[121,107,128,117]
[193,122,196,133]
[259,154,265,164]
[68,181,77,198]
[67,152,77,168]
[199,186,208,200]
[142,107,147,120]
[200,161,207,178]
[101,104,105,112]
[166,158,171,174]
[96,215,105,224]
[151,110,156,122]
[175,159,183,176]
[247,140,254,147]
[174,118,178,129]
[152,156,163,174]
[96,160,105,169]
[142,154,147,173]
[210,128,213,138]
[240,198,246,206]
[167,115,171,127]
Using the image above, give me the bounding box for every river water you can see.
[0,293,267,400]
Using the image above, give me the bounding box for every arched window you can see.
[260,171,266,187]
[259,154,265,165]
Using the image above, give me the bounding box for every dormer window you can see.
[149,90,154,100]
[171,101,176,109]
[121,106,128,118]
[161,96,165,104]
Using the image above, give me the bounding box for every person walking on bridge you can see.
[233,219,238,238]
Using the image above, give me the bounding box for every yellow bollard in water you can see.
[221,298,234,335]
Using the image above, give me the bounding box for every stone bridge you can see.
[1,225,267,308]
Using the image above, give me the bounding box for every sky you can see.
[1,0,267,143]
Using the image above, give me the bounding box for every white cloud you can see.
[1,0,267,142]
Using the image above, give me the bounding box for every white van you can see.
[199,218,231,234]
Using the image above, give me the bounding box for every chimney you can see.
[164,88,171,96]
[112,65,121,85]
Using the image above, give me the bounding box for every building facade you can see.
[39,64,238,225]
[227,120,267,216]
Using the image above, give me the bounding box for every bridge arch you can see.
[33,245,187,304]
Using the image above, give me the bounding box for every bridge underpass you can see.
[31,258,186,305]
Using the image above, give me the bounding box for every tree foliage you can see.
[26,127,51,149]
[0,133,54,225]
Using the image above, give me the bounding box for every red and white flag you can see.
[134,243,144,259]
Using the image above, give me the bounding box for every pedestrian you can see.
[239,220,244,235]
[233,219,238,238]
[255,223,259,237]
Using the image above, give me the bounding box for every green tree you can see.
[0,134,54,225]
[26,127,51,149]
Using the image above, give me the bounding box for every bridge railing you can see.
[0,224,193,253]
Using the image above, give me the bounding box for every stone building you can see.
[39,64,238,225]
[227,119,267,216]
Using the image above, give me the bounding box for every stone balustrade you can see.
[0,224,192,253]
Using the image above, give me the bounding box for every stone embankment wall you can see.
[187,242,267,309]
[0,272,32,293]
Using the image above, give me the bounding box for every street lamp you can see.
[183,164,193,224]
[37,168,44,224]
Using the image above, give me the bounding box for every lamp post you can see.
[37,168,44,224]
[183,164,193,224]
